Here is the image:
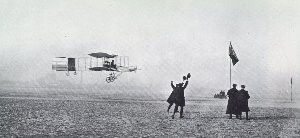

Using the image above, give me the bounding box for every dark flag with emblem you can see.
[229,42,239,65]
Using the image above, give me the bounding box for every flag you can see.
[229,42,239,66]
[291,77,293,85]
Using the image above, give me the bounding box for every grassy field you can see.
[0,96,299,137]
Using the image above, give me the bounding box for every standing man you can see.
[172,80,189,119]
[226,84,239,119]
[237,85,250,120]
[167,81,179,112]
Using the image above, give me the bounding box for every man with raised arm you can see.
[172,79,189,119]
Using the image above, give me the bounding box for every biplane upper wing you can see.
[88,52,117,58]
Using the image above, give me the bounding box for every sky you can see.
[0,0,300,99]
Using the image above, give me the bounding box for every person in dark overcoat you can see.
[172,81,189,119]
[226,84,239,119]
[237,85,250,120]
[167,81,179,112]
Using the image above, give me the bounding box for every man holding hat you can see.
[171,73,191,119]
[237,85,250,120]
[172,80,189,119]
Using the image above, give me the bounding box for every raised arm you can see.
[183,81,189,89]
[171,81,175,89]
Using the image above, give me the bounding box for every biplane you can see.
[52,52,138,83]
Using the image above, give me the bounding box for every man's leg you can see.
[180,106,184,118]
[239,112,243,120]
[167,103,173,112]
[246,111,249,120]
[229,114,232,119]
[235,105,239,119]
[236,108,241,119]
[172,104,178,119]
[174,105,178,113]
[236,109,241,119]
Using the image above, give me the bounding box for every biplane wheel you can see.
[106,77,111,83]
[110,78,115,82]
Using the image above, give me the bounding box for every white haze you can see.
[0,0,300,100]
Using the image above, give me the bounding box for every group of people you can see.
[167,73,191,119]
[226,84,250,120]
[166,74,250,120]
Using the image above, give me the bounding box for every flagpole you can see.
[230,56,232,89]
[229,41,232,89]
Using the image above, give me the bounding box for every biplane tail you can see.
[52,57,76,72]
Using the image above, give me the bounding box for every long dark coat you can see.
[226,88,238,114]
[167,83,177,104]
[237,89,250,112]
[175,81,188,107]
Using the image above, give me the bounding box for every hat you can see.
[233,84,237,87]
[241,85,245,88]
[187,73,191,78]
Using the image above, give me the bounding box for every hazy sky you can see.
[0,0,299,98]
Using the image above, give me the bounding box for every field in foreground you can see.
[0,97,300,137]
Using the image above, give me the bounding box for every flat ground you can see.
[0,97,299,137]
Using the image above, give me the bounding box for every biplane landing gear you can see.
[105,72,122,83]
[106,76,115,83]
[106,73,116,83]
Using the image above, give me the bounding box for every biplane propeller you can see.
[52,52,139,83]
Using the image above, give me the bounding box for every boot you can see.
[179,106,184,118]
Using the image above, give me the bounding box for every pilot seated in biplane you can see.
[110,60,117,69]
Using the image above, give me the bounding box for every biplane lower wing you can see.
[89,67,117,71]
[117,66,137,72]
